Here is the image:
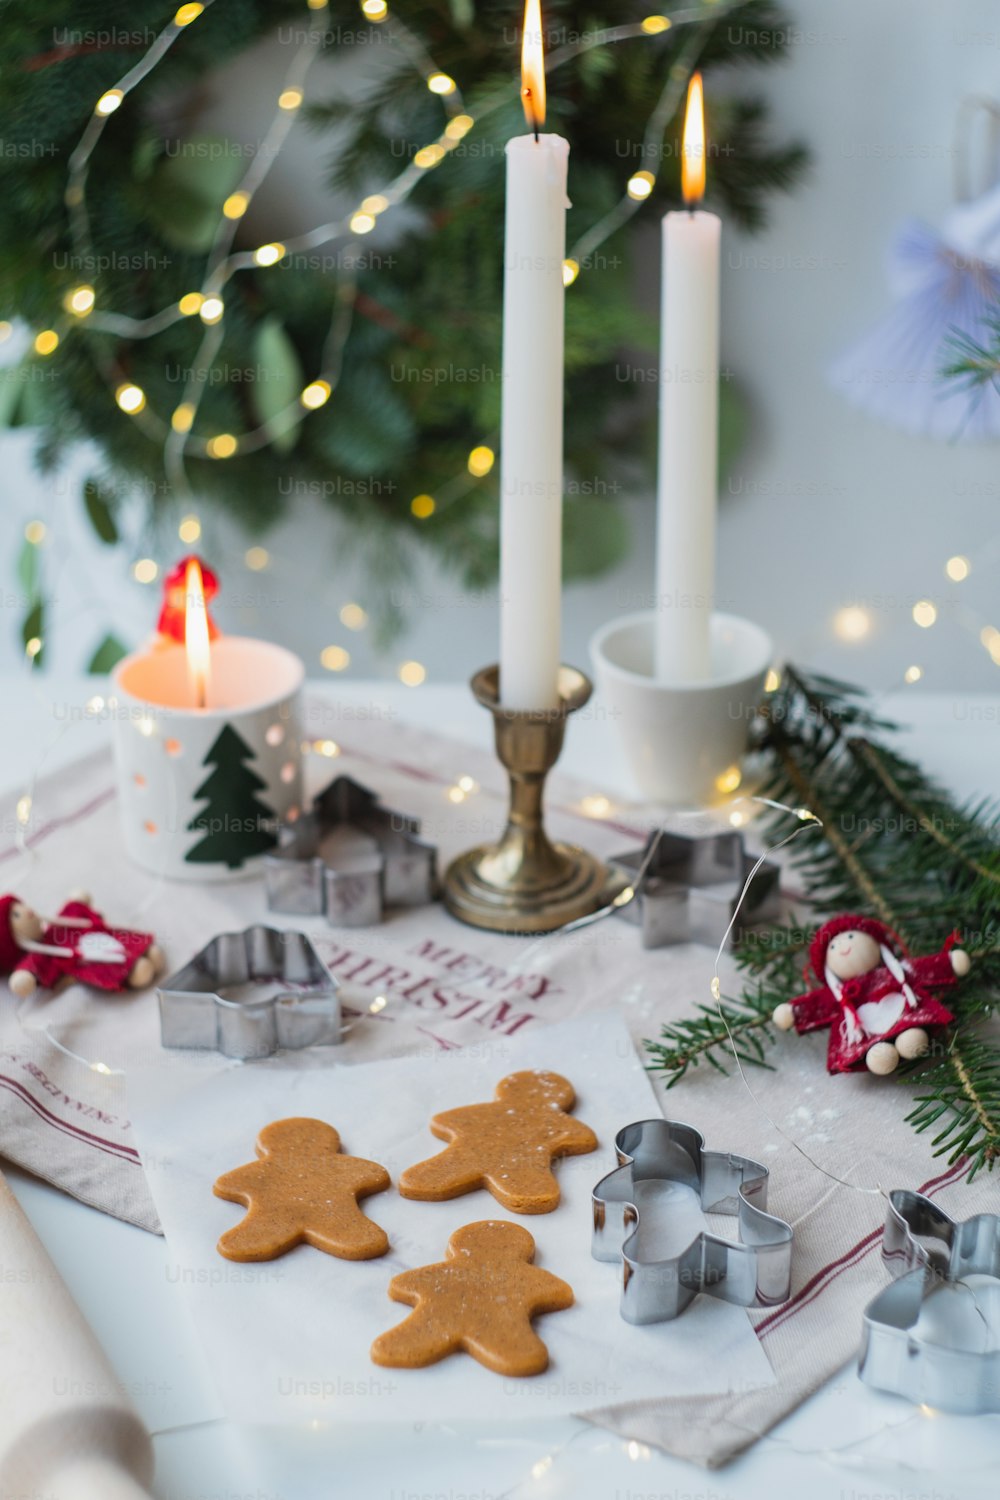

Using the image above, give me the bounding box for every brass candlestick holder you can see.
[443,664,627,934]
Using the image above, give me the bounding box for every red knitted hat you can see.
[0,895,23,973]
[807,914,905,984]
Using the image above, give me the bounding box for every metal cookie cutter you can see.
[158,925,340,1062]
[859,1190,1000,1414]
[592,1118,793,1324]
[609,828,781,950]
[265,774,437,927]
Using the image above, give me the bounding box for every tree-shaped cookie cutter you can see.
[158,925,340,1061]
[859,1189,1000,1414]
[264,775,437,926]
[592,1118,793,1323]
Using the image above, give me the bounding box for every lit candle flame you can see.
[681,72,706,207]
[184,557,211,708]
[520,0,546,134]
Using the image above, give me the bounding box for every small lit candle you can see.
[655,73,721,683]
[111,559,304,881]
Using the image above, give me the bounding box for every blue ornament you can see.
[830,182,1000,441]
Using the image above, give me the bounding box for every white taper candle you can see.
[499,131,570,711]
[654,204,721,682]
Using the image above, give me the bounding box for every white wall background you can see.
[3,0,1000,693]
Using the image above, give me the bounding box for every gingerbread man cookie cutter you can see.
[859,1189,1000,1414]
[592,1118,793,1324]
[158,925,340,1062]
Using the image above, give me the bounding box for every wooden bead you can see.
[865,1041,899,1076]
[127,956,155,990]
[895,1027,929,1060]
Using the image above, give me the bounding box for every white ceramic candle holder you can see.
[111,638,305,882]
[590,611,774,807]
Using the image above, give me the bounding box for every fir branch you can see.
[646,666,1000,1184]
[0,0,809,662]
[907,1030,1000,1178]
[769,726,909,941]
[849,737,1000,888]
[644,982,779,1086]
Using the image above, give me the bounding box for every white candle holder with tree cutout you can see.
[111,639,304,881]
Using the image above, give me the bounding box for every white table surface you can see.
[4,673,1000,1500]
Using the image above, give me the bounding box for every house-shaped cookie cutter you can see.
[264,774,437,926]
[592,1117,793,1323]
[859,1189,1000,1414]
[158,924,340,1062]
[608,828,781,949]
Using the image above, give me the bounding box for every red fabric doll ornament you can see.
[0,893,164,1000]
[772,914,969,1076]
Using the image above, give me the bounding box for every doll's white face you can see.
[9,902,42,946]
[827,930,881,980]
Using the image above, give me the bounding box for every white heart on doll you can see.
[857,992,906,1037]
[78,931,127,965]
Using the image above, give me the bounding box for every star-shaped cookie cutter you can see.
[592,1118,793,1323]
[608,827,781,949]
[265,774,437,926]
[859,1189,1000,1414]
[158,924,340,1062]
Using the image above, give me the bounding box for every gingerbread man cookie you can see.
[213,1118,390,1262]
[399,1070,597,1214]
[370,1220,573,1376]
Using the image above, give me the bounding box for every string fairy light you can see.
[823,531,1000,681]
[398,748,897,1210]
[558,785,892,1199]
[4,666,926,1223]
[63,0,997,694]
[704,801,893,1200]
[33,0,732,511]
[7,669,172,1077]
[467,445,495,477]
[339,602,368,629]
[5,698,397,1073]
[63,284,95,317]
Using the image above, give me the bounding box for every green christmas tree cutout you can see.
[185,724,277,869]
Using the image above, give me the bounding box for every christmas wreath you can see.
[0,0,807,657]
